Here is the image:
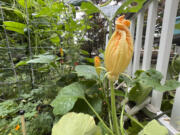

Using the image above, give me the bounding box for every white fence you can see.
[128,0,180,134]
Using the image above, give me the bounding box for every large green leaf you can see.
[75,65,98,80]
[138,120,168,135]
[129,69,180,104]
[116,0,146,14]
[1,7,26,19]
[17,0,33,8]
[52,112,102,135]
[128,84,152,105]
[155,80,180,92]
[81,2,100,15]
[73,97,102,115]
[3,21,26,34]
[134,69,180,92]
[51,82,85,115]
[27,54,56,64]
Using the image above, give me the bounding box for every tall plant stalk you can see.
[110,80,120,135]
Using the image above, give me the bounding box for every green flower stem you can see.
[110,80,120,135]
[102,79,113,130]
[98,77,111,123]
[109,20,113,38]
[125,113,144,128]
[83,98,114,135]
[120,93,126,135]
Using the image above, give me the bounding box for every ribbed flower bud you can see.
[94,56,101,76]
[60,48,63,57]
[105,15,133,81]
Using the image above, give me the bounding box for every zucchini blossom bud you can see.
[94,56,101,76]
[60,48,64,57]
[105,15,133,81]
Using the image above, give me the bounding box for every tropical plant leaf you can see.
[52,112,102,135]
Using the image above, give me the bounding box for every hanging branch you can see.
[0,4,19,89]
[25,0,35,88]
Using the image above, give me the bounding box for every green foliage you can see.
[127,120,147,135]
[129,69,180,104]
[51,82,85,115]
[73,97,102,115]
[175,23,180,29]
[27,54,56,64]
[117,0,146,13]
[79,0,146,21]
[3,21,26,34]
[17,0,33,8]
[52,112,102,135]
[0,100,18,118]
[26,112,54,135]
[1,0,178,134]
[138,120,168,135]
[81,2,100,15]
[75,65,98,80]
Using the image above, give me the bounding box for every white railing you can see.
[128,0,180,134]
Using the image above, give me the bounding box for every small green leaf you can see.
[81,50,89,55]
[52,112,102,135]
[50,33,60,43]
[15,60,27,67]
[51,82,85,115]
[85,58,94,64]
[138,120,168,135]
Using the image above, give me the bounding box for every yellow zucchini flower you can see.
[105,15,133,81]
[94,56,101,76]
